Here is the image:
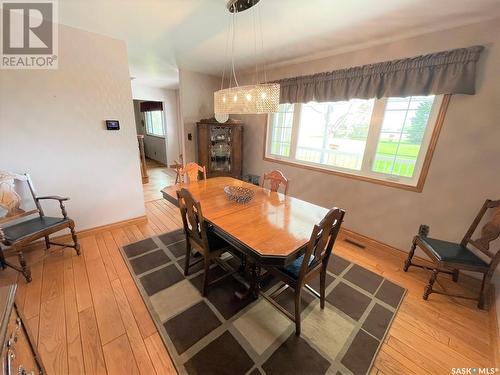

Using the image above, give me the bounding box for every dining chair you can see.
[261,207,345,335]
[0,171,80,282]
[180,162,206,183]
[169,154,184,184]
[262,170,289,195]
[404,198,500,309]
[177,188,234,296]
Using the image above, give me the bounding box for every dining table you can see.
[161,176,329,295]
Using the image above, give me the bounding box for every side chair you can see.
[169,153,184,184]
[0,172,80,282]
[404,198,500,309]
[262,170,289,195]
[180,162,206,183]
[262,207,345,335]
[177,188,235,296]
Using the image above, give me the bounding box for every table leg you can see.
[235,261,260,300]
[250,264,261,299]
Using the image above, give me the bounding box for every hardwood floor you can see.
[0,163,497,374]
[143,159,176,203]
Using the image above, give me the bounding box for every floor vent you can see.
[344,238,366,249]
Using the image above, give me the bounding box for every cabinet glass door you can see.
[209,126,232,173]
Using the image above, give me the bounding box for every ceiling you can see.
[59,0,500,89]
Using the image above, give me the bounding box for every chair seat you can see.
[420,237,488,268]
[3,216,70,245]
[279,254,316,279]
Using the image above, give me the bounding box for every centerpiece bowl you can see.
[223,185,254,204]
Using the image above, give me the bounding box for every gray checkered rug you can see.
[120,230,406,375]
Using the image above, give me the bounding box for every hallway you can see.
[142,159,176,202]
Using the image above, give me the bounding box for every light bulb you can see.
[246,94,252,101]
[233,95,238,102]
[222,96,226,103]
[261,92,267,99]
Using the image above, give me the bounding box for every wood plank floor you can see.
[0,162,497,374]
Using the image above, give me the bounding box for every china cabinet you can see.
[196,118,243,178]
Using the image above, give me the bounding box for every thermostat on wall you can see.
[106,120,120,130]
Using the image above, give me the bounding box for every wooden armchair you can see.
[262,170,289,195]
[180,162,206,183]
[404,199,500,309]
[261,207,345,335]
[0,172,80,282]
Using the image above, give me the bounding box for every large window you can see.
[144,110,165,137]
[266,95,446,190]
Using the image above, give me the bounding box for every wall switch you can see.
[188,133,192,141]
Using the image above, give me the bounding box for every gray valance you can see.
[277,45,484,104]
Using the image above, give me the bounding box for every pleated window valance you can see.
[277,45,484,104]
[140,101,163,112]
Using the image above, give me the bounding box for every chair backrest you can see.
[298,207,345,281]
[462,199,500,265]
[176,188,209,250]
[262,170,289,195]
[180,162,206,183]
[0,172,41,226]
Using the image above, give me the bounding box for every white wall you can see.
[0,24,145,230]
[239,19,500,320]
[131,83,181,165]
[178,69,221,163]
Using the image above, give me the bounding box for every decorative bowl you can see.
[224,185,254,204]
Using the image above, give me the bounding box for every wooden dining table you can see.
[161,177,329,268]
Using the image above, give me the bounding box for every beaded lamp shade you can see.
[214,83,279,114]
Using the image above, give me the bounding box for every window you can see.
[144,110,165,137]
[269,103,294,157]
[266,95,447,190]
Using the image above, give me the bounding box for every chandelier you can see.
[214,0,280,116]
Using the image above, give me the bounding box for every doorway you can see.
[133,100,169,165]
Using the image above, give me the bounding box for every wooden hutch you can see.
[197,118,243,178]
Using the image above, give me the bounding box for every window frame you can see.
[264,94,451,192]
[143,110,166,138]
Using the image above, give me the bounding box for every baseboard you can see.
[339,227,433,266]
[75,215,148,239]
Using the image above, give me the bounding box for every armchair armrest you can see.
[36,196,70,218]
[36,195,70,202]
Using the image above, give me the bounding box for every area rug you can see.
[120,230,406,375]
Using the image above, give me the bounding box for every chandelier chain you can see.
[230,9,240,87]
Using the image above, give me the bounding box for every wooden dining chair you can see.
[180,162,206,183]
[169,154,184,184]
[404,198,500,309]
[261,207,345,335]
[262,170,289,195]
[0,172,80,282]
[177,188,234,296]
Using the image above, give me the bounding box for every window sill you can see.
[262,156,425,192]
[145,134,166,140]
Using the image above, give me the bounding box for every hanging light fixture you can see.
[214,0,280,116]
